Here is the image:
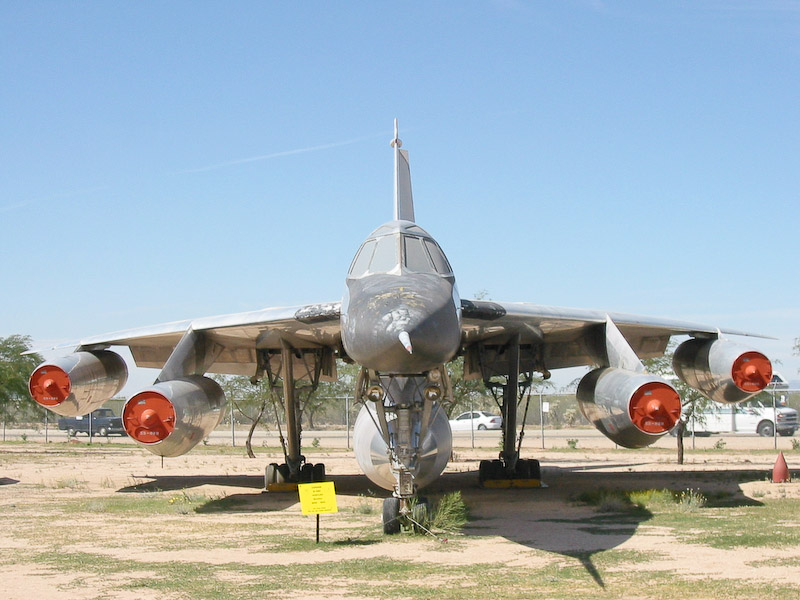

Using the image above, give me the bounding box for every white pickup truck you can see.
[680,400,798,437]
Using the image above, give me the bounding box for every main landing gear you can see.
[257,339,333,492]
[469,333,543,489]
[265,460,326,490]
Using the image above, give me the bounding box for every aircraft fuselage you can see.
[341,219,461,374]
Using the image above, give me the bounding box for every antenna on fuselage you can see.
[391,119,415,222]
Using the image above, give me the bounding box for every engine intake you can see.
[672,338,772,404]
[577,368,681,448]
[122,376,225,457]
[28,350,128,417]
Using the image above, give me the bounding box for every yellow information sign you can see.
[297,481,338,515]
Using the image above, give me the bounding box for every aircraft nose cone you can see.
[343,274,461,373]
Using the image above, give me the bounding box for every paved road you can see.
[2,425,796,451]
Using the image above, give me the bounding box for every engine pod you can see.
[123,375,225,457]
[28,350,128,417]
[577,368,681,449]
[673,338,772,404]
[352,402,452,492]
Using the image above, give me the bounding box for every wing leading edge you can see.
[460,298,766,372]
[55,297,761,377]
[74,302,342,378]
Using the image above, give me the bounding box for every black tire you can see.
[477,424,487,431]
[276,464,290,484]
[411,498,430,533]
[514,459,531,479]
[527,459,541,480]
[757,421,775,437]
[479,459,492,484]
[491,459,505,479]
[266,463,279,485]
[383,497,401,535]
[300,463,314,483]
[312,463,326,482]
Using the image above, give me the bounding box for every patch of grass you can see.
[577,487,709,514]
[52,477,87,490]
[195,494,250,513]
[675,488,707,512]
[406,492,470,535]
[351,496,376,515]
[10,525,800,600]
[430,491,469,532]
[660,499,800,549]
[65,489,214,515]
[748,556,800,569]
[576,489,645,513]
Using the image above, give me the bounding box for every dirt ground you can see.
[1,435,799,599]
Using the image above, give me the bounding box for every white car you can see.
[449,410,502,431]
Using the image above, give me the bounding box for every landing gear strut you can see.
[355,366,451,533]
[476,333,542,488]
[257,338,332,491]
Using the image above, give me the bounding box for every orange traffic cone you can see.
[772,451,790,483]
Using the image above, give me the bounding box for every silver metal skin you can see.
[29,350,127,417]
[341,220,461,374]
[157,329,224,382]
[673,338,771,404]
[353,396,452,492]
[576,367,679,449]
[124,375,225,458]
[27,121,773,505]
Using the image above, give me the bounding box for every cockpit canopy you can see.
[348,221,453,278]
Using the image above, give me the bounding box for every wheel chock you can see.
[481,478,542,489]
[266,482,299,492]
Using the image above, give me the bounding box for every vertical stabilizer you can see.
[391,119,415,222]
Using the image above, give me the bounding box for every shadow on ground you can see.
[429,465,765,587]
[115,463,766,587]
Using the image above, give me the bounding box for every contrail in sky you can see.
[0,201,33,213]
[1,186,109,213]
[181,133,381,174]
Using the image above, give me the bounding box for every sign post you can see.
[298,481,338,543]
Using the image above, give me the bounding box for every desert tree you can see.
[0,335,44,426]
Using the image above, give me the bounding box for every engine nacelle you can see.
[352,402,452,492]
[577,368,681,448]
[122,376,226,457]
[28,350,128,417]
[672,338,772,404]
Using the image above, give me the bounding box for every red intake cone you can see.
[772,452,790,483]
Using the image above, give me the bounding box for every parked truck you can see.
[57,408,125,437]
[678,400,798,437]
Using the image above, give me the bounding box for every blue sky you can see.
[2,1,799,390]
